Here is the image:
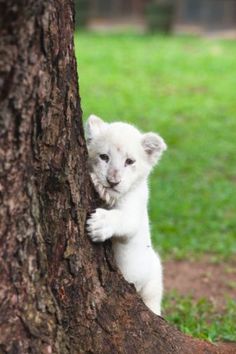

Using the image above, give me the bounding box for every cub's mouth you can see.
[104,185,120,193]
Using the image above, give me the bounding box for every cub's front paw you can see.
[86,208,114,242]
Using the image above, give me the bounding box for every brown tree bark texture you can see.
[0,1,234,353]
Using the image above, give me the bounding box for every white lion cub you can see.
[86,115,167,315]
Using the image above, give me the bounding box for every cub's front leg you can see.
[87,208,121,242]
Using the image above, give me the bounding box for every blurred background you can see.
[74,0,236,343]
[75,0,236,37]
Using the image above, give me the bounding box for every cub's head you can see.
[85,114,167,201]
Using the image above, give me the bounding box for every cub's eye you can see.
[99,154,109,162]
[125,158,135,166]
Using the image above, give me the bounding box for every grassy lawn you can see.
[163,293,236,342]
[74,32,236,341]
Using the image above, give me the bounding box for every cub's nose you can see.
[106,178,120,188]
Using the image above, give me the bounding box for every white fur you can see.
[86,114,167,315]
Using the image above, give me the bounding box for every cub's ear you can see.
[141,132,167,165]
[85,114,107,143]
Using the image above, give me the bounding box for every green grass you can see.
[74,31,236,342]
[163,292,236,342]
[75,32,236,260]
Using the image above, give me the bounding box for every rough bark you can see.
[0,0,234,353]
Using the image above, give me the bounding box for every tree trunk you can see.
[0,1,234,353]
